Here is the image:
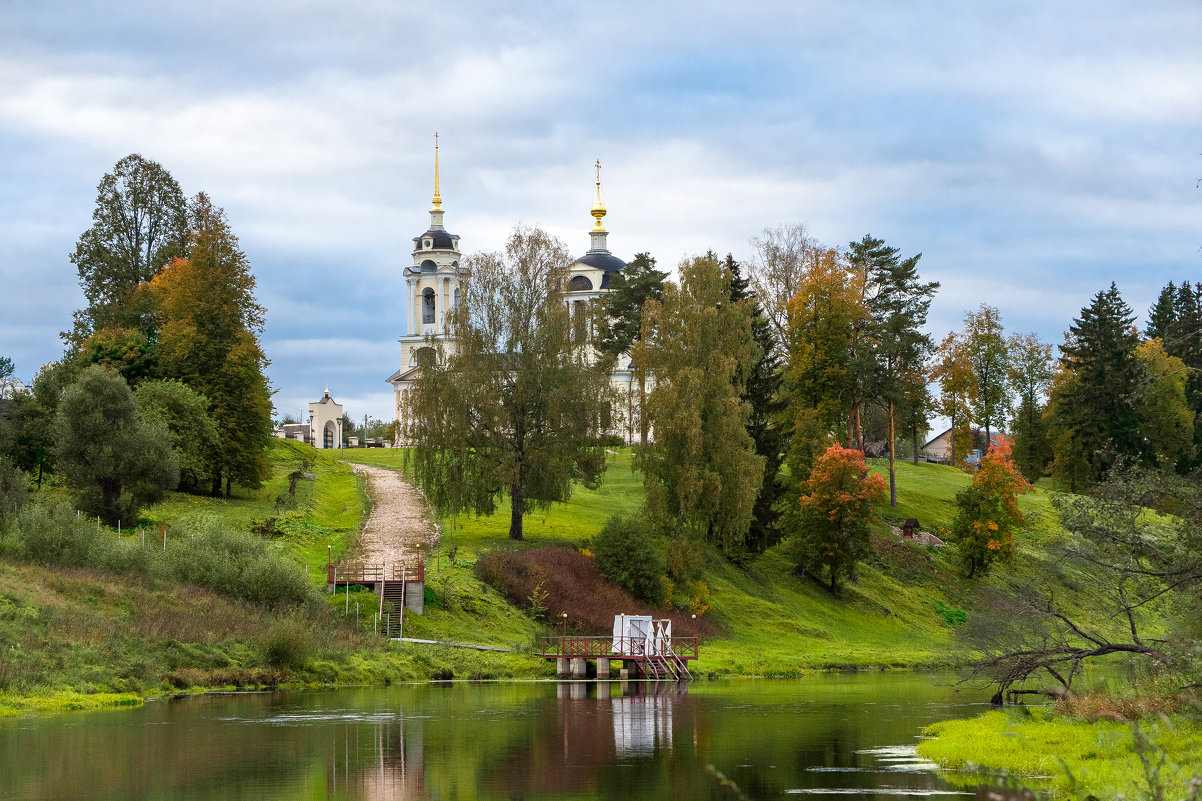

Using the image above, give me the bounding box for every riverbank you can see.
[919,706,1202,799]
[0,441,1109,713]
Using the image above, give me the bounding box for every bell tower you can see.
[387,134,467,431]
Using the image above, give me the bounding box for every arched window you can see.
[569,275,593,292]
[324,421,336,449]
[420,259,437,273]
[422,288,435,324]
[415,346,436,367]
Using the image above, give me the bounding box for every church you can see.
[386,141,642,442]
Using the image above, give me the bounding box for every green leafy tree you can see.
[594,252,667,445]
[951,437,1028,578]
[151,193,273,496]
[592,515,666,604]
[135,379,218,492]
[781,248,862,480]
[1050,284,1144,488]
[930,332,976,468]
[5,360,79,488]
[411,225,613,541]
[637,254,764,555]
[1007,332,1054,481]
[54,365,178,525]
[1145,281,1202,472]
[963,304,1010,444]
[66,153,188,346]
[790,443,886,594]
[1133,338,1195,469]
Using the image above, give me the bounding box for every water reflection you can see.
[0,677,1049,801]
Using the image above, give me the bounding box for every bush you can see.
[264,617,314,669]
[592,515,666,604]
[5,501,316,609]
[8,502,115,567]
[0,457,27,531]
[475,545,717,638]
[163,521,316,608]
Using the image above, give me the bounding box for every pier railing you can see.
[327,563,425,585]
[538,635,698,660]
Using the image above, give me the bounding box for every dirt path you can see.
[348,463,439,570]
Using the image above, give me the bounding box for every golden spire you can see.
[432,132,442,210]
[590,159,607,232]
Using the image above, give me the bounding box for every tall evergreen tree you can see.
[1051,284,1144,487]
[854,237,938,506]
[723,254,786,553]
[66,154,188,347]
[594,252,667,446]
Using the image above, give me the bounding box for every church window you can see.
[569,275,593,292]
[422,288,436,323]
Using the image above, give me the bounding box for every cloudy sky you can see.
[2,1,1198,423]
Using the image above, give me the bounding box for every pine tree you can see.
[1051,284,1144,486]
[595,252,667,446]
[723,254,786,553]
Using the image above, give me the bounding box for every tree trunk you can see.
[509,481,524,540]
[912,427,920,465]
[887,401,897,507]
[949,408,957,466]
[848,402,862,451]
[638,371,648,448]
[36,462,43,490]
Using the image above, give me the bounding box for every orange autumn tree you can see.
[791,443,887,594]
[951,436,1029,577]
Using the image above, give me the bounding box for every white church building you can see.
[386,143,643,441]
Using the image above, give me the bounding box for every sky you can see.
[1,1,1199,425]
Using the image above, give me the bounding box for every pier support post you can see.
[570,657,588,678]
[556,658,569,677]
[596,657,610,679]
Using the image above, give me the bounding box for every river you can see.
[0,673,1046,800]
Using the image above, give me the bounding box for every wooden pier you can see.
[535,634,698,681]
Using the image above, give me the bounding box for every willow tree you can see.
[637,254,764,555]
[410,225,613,541]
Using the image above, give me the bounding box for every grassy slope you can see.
[0,441,1122,717]
[349,449,1085,674]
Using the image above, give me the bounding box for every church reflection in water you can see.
[321,682,688,800]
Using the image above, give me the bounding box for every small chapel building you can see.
[386,142,643,441]
[309,388,344,449]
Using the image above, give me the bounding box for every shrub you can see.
[163,521,316,608]
[0,457,27,531]
[264,618,314,670]
[8,502,115,567]
[592,515,666,604]
[475,545,717,638]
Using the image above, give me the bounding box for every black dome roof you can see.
[413,228,458,251]
[574,251,626,274]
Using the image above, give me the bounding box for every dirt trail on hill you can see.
[347,463,439,570]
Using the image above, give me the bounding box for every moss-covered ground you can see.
[919,707,1202,799]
